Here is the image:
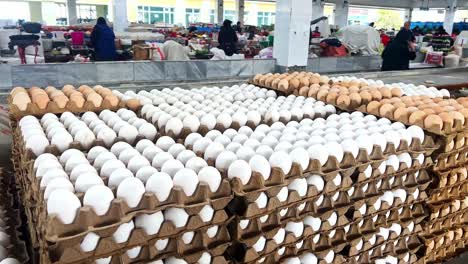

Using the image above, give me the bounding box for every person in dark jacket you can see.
[218,19,238,56]
[91,17,116,61]
[381,30,416,71]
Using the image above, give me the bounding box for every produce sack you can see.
[424,51,444,66]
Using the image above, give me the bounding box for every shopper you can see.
[399,21,415,42]
[90,17,116,61]
[432,26,453,55]
[381,31,416,71]
[218,19,238,56]
[235,21,243,34]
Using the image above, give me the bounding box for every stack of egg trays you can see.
[217,136,436,263]
[10,122,234,263]
[0,168,30,263]
[419,129,468,263]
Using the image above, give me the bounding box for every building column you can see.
[67,0,78,25]
[404,8,413,22]
[444,0,457,34]
[273,0,312,68]
[312,0,324,19]
[29,2,43,23]
[236,0,245,24]
[334,0,349,29]
[216,0,224,25]
[113,0,128,32]
[174,0,186,26]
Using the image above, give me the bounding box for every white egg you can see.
[138,123,157,140]
[165,208,189,227]
[289,148,309,171]
[200,114,216,130]
[47,189,81,224]
[83,185,114,216]
[100,159,126,178]
[216,113,233,128]
[176,150,196,165]
[204,142,225,160]
[156,136,176,151]
[165,117,183,136]
[43,177,74,199]
[193,138,213,153]
[198,167,222,192]
[407,125,424,143]
[118,125,139,143]
[228,160,252,184]
[285,221,304,237]
[184,133,202,147]
[306,175,324,192]
[173,168,199,196]
[117,177,145,208]
[135,212,164,235]
[249,155,271,180]
[135,166,158,183]
[255,192,268,208]
[75,173,104,193]
[161,159,184,178]
[185,157,208,173]
[146,172,173,201]
[51,132,73,152]
[307,144,328,166]
[127,156,151,174]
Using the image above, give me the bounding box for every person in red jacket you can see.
[380,30,390,46]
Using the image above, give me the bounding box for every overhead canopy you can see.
[260,0,468,9]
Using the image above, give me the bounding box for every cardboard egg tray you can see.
[8,94,129,121]
[40,224,232,264]
[432,146,468,172]
[227,219,423,264]
[0,168,30,263]
[429,165,467,190]
[231,166,432,219]
[421,207,467,238]
[421,226,468,263]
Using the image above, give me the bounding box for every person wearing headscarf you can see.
[91,17,117,61]
[218,19,238,56]
[399,21,416,43]
[381,30,416,71]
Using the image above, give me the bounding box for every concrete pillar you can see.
[216,0,224,25]
[113,0,128,32]
[236,0,245,24]
[312,0,324,20]
[404,8,413,22]
[273,0,312,68]
[444,0,457,34]
[334,0,349,29]
[67,0,77,25]
[174,0,186,26]
[107,0,113,22]
[29,2,43,23]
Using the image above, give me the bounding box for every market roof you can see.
[261,0,468,9]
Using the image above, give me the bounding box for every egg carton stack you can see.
[10,113,234,263]
[126,85,336,141]
[0,168,29,264]
[7,85,141,121]
[354,96,468,263]
[250,72,450,113]
[177,110,437,264]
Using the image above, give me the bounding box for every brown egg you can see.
[299,86,310,97]
[319,76,330,85]
[278,79,289,92]
[127,99,141,111]
[310,76,320,84]
[392,102,406,108]
[408,111,427,124]
[308,87,320,98]
[349,80,360,87]
[336,94,351,108]
[349,86,360,93]
[265,76,275,87]
[390,88,403,97]
[62,85,76,96]
[45,86,57,94]
[326,92,339,104]
[349,93,362,106]
[400,97,414,103]
[422,108,436,115]
[87,93,103,107]
[361,86,370,91]
[10,87,27,97]
[459,109,468,119]
[104,94,119,107]
[271,78,281,89]
[437,101,450,107]
[359,91,372,104]
[406,106,419,113]
[454,104,464,111]
[432,106,445,114]
[289,78,301,91]
[318,84,329,90]
[379,88,392,99]
[70,94,85,108]
[389,97,402,103]
[380,99,391,104]
[50,90,65,99]
[78,85,92,93]
[394,107,410,123]
[93,85,104,90]
[370,90,382,101]
[53,95,69,108]
[32,93,50,110]
[300,77,310,88]
[253,74,262,84]
[316,90,328,102]
[444,106,456,112]
[449,111,465,126]
[367,101,381,115]
[338,87,349,95]
[422,98,434,104]
[379,103,396,118]
[12,93,31,111]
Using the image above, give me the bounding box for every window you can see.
[77,5,97,23]
[138,6,174,24]
[186,8,200,26]
[257,11,275,26]
[224,10,235,21]
[55,3,67,25]
[210,9,215,23]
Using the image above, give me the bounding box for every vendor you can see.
[90,17,116,61]
[218,20,238,56]
[381,31,416,71]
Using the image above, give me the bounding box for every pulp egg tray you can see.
[356,104,468,136]
[422,227,468,261]
[0,169,30,263]
[421,208,468,238]
[41,224,231,264]
[23,158,232,217]
[427,181,468,204]
[273,251,419,264]
[426,198,468,222]
[432,146,468,171]
[234,170,431,219]
[226,220,423,264]
[432,131,467,154]
[230,200,426,243]
[430,165,467,189]
[8,93,128,121]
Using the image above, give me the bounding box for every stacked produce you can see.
[8,85,140,119]
[0,169,28,264]
[251,72,450,112]
[11,110,233,263]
